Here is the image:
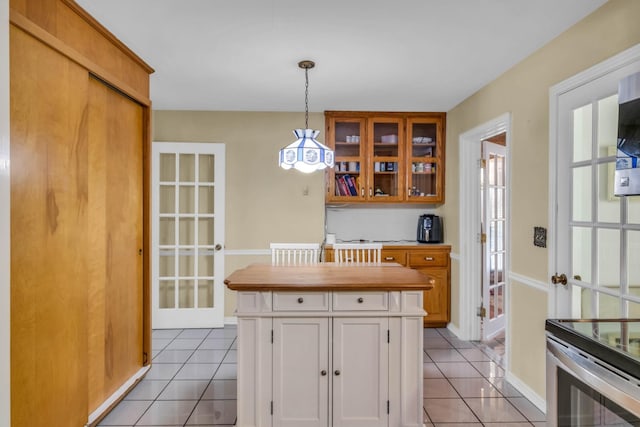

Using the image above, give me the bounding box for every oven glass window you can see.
[558,369,640,426]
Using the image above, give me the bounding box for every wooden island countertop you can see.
[224,262,435,292]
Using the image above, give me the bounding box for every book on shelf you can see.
[335,176,349,196]
[343,174,358,196]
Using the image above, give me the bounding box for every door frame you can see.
[548,43,640,319]
[459,112,511,342]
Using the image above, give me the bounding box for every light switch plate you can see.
[534,226,546,248]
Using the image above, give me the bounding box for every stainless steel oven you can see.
[546,319,640,427]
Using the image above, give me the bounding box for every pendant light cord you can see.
[304,66,309,129]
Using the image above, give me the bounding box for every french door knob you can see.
[334,370,341,376]
[321,370,327,376]
[551,273,568,286]
[214,244,222,251]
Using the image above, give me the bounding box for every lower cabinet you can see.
[236,290,425,427]
[324,245,452,327]
[274,317,388,427]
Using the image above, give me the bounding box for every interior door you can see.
[552,62,640,320]
[482,141,507,340]
[152,142,225,328]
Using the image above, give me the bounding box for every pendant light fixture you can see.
[279,60,334,173]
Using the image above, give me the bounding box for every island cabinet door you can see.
[332,317,389,427]
[273,318,330,427]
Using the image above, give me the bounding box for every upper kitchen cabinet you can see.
[325,111,446,204]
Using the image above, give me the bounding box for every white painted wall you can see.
[0,0,10,423]
[325,207,439,242]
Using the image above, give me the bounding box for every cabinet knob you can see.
[357,297,364,303]
[297,297,304,303]
[334,370,341,376]
[321,370,327,376]
[425,257,434,261]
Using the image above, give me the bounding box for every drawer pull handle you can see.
[321,370,327,376]
[357,297,364,303]
[425,257,434,261]
[384,257,395,261]
[297,297,304,303]
[334,370,341,376]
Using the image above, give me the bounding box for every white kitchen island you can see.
[224,263,433,427]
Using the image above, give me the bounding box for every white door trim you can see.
[548,42,640,318]
[459,112,511,342]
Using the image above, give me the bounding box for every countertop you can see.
[224,262,435,292]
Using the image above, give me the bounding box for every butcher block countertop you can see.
[224,262,435,292]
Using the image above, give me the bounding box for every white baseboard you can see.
[224,316,238,325]
[505,371,547,414]
[446,323,461,337]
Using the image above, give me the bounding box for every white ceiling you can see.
[78,0,607,112]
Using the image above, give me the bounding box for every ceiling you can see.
[77,0,607,113]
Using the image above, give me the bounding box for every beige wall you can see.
[153,111,327,316]
[443,0,640,398]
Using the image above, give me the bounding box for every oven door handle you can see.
[547,338,640,417]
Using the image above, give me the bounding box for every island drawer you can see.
[332,292,389,311]
[273,292,329,311]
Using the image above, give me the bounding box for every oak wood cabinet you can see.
[325,111,446,204]
[9,1,153,425]
[325,245,451,327]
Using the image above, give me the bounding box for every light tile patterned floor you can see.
[97,327,546,426]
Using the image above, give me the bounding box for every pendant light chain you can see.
[304,65,309,129]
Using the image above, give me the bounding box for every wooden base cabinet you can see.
[324,245,451,327]
[237,291,425,427]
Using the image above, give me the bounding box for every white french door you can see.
[482,141,507,340]
[551,52,640,320]
[152,142,225,329]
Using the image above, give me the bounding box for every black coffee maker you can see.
[417,214,443,243]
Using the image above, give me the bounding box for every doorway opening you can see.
[458,113,511,358]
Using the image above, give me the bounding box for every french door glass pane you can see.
[160,186,175,214]
[572,226,592,283]
[597,95,619,158]
[629,299,640,318]
[179,254,194,276]
[159,255,175,277]
[159,218,175,245]
[160,153,176,181]
[597,229,619,288]
[627,230,640,287]
[573,166,592,222]
[179,280,195,308]
[628,196,640,224]
[199,187,214,213]
[198,280,214,308]
[597,163,620,223]
[573,103,592,162]
[199,154,215,183]
[159,280,175,309]
[179,186,195,213]
[598,292,621,318]
[179,154,195,182]
[198,254,213,276]
[179,218,195,245]
[198,218,214,245]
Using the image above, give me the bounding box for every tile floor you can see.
[98,326,547,426]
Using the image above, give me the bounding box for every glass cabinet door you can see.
[370,117,403,201]
[329,117,366,200]
[407,118,443,202]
